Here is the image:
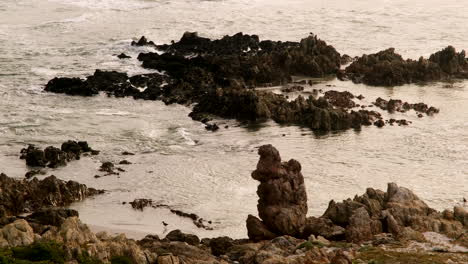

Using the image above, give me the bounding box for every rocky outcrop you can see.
[307,183,468,243]
[191,89,384,130]
[247,145,308,240]
[0,173,103,217]
[344,46,468,86]
[45,70,166,99]
[26,208,79,227]
[20,140,98,168]
[41,217,155,264]
[245,145,467,245]
[147,32,341,84]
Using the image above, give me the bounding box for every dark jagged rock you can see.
[99,161,116,174]
[27,208,79,227]
[340,54,353,65]
[0,173,102,217]
[373,97,440,116]
[247,145,308,240]
[208,236,235,256]
[20,141,97,168]
[117,53,131,59]
[128,199,213,230]
[165,229,200,246]
[131,36,155,47]
[204,123,219,131]
[374,119,385,127]
[20,145,46,167]
[345,46,468,86]
[45,70,140,98]
[129,199,153,210]
[44,77,97,96]
[44,33,438,133]
[140,32,340,89]
[191,90,381,131]
[323,90,356,108]
[302,217,345,240]
[25,169,46,179]
[246,214,277,241]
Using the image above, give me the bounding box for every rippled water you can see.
[0,0,467,239]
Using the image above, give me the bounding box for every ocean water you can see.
[0,0,467,239]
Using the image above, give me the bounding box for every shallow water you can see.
[0,0,467,239]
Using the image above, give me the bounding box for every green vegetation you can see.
[296,241,315,250]
[0,242,65,264]
[76,252,102,264]
[110,256,132,264]
[0,243,107,264]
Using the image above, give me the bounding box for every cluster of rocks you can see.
[343,46,468,86]
[95,161,126,177]
[373,97,440,116]
[128,199,213,230]
[323,90,363,109]
[190,89,386,131]
[245,145,468,250]
[42,32,444,133]
[0,173,103,217]
[20,140,98,168]
[44,70,168,99]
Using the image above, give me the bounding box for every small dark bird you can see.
[463,197,466,203]
[162,221,168,227]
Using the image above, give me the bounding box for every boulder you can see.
[0,219,36,247]
[209,236,234,256]
[246,215,277,241]
[165,230,200,246]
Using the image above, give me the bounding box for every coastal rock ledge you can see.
[0,146,467,263]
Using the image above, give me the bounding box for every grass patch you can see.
[356,246,467,264]
[76,252,102,264]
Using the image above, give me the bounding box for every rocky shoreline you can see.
[0,144,466,264]
[42,32,447,133]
